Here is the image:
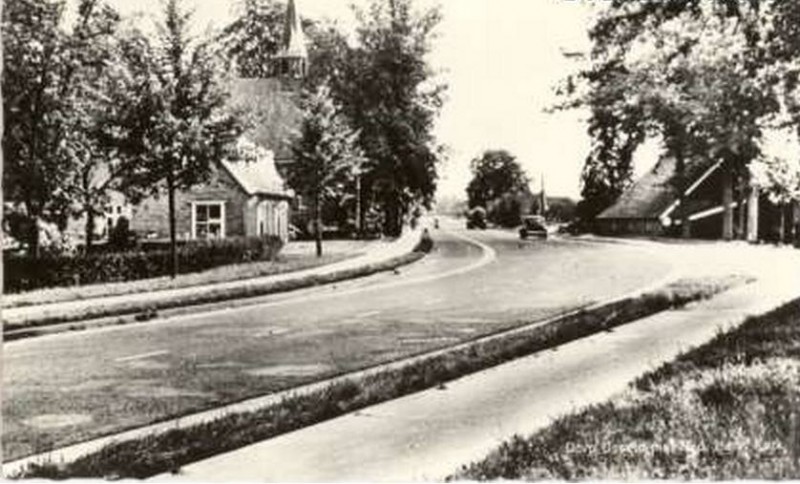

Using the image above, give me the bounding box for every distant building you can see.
[595,156,799,242]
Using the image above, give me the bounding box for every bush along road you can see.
[13,275,748,479]
[4,235,430,340]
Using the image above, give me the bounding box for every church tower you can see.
[274,0,308,79]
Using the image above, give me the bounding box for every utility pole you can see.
[539,173,548,217]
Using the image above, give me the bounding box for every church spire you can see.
[276,0,308,79]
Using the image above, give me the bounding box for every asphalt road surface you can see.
[3,222,674,461]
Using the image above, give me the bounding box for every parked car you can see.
[519,215,548,239]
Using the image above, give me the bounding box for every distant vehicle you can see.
[519,215,548,239]
[466,207,487,230]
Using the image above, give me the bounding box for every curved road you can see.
[3,223,674,461]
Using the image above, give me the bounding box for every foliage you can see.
[564,1,792,223]
[287,85,364,256]
[218,0,286,78]
[488,193,524,228]
[6,250,424,337]
[112,0,247,275]
[466,150,530,209]
[753,156,800,206]
[329,0,445,236]
[4,236,283,293]
[219,0,350,90]
[2,0,122,254]
[454,296,800,481]
[217,0,445,237]
[466,150,530,227]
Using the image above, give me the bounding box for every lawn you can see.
[2,249,361,310]
[454,297,800,480]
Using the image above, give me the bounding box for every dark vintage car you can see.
[519,215,548,239]
[466,207,487,230]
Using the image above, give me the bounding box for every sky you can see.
[96,0,611,200]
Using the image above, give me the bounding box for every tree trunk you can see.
[722,164,734,241]
[167,169,178,278]
[85,206,95,254]
[779,203,786,244]
[746,184,759,243]
[676,155,691,239]
[355,174,362,238]
[736,174,747,240]
[314,192,323,258]
[384,194,403,237]
[29,217,40,258]
[24,200,41,258]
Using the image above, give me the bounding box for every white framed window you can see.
[192,201,226,239]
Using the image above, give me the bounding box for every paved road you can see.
[3,223,673,461]
[169,269,800,482]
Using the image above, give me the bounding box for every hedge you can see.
[4,236,284,294]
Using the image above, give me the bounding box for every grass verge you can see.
[3,251,426,339]
[453,297,800,481]
[2,252,356,310]
[13,275,748,479]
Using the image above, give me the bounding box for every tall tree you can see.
[219,0,285,78]
[60,0,124,252]
[332,0,445,236]
[466,150,529,209]
[564,1,779,238]
[116,0,246,277]
[287,85,364,257]
[3,0,82,254]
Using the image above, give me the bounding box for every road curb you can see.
[4,230,426,341]
[3,275,742,477]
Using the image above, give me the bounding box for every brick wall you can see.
[131,165,250,240]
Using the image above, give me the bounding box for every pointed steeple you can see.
[276,0,308,78]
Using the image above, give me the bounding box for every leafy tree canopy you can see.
[561,0,800,220]
[466,150,530,209]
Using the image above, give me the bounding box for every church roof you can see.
[221,140,292,199]
[226,78,304,161]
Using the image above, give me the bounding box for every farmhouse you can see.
[595,156,800,243]
[130,145,293,241]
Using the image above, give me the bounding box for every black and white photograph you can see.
[2,0,800,480]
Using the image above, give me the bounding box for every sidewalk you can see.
[162,263,800,481]
[3,228,422,333]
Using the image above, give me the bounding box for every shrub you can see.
[108,217,135,250]
[4,236,284,293]
[414,229,434,253]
